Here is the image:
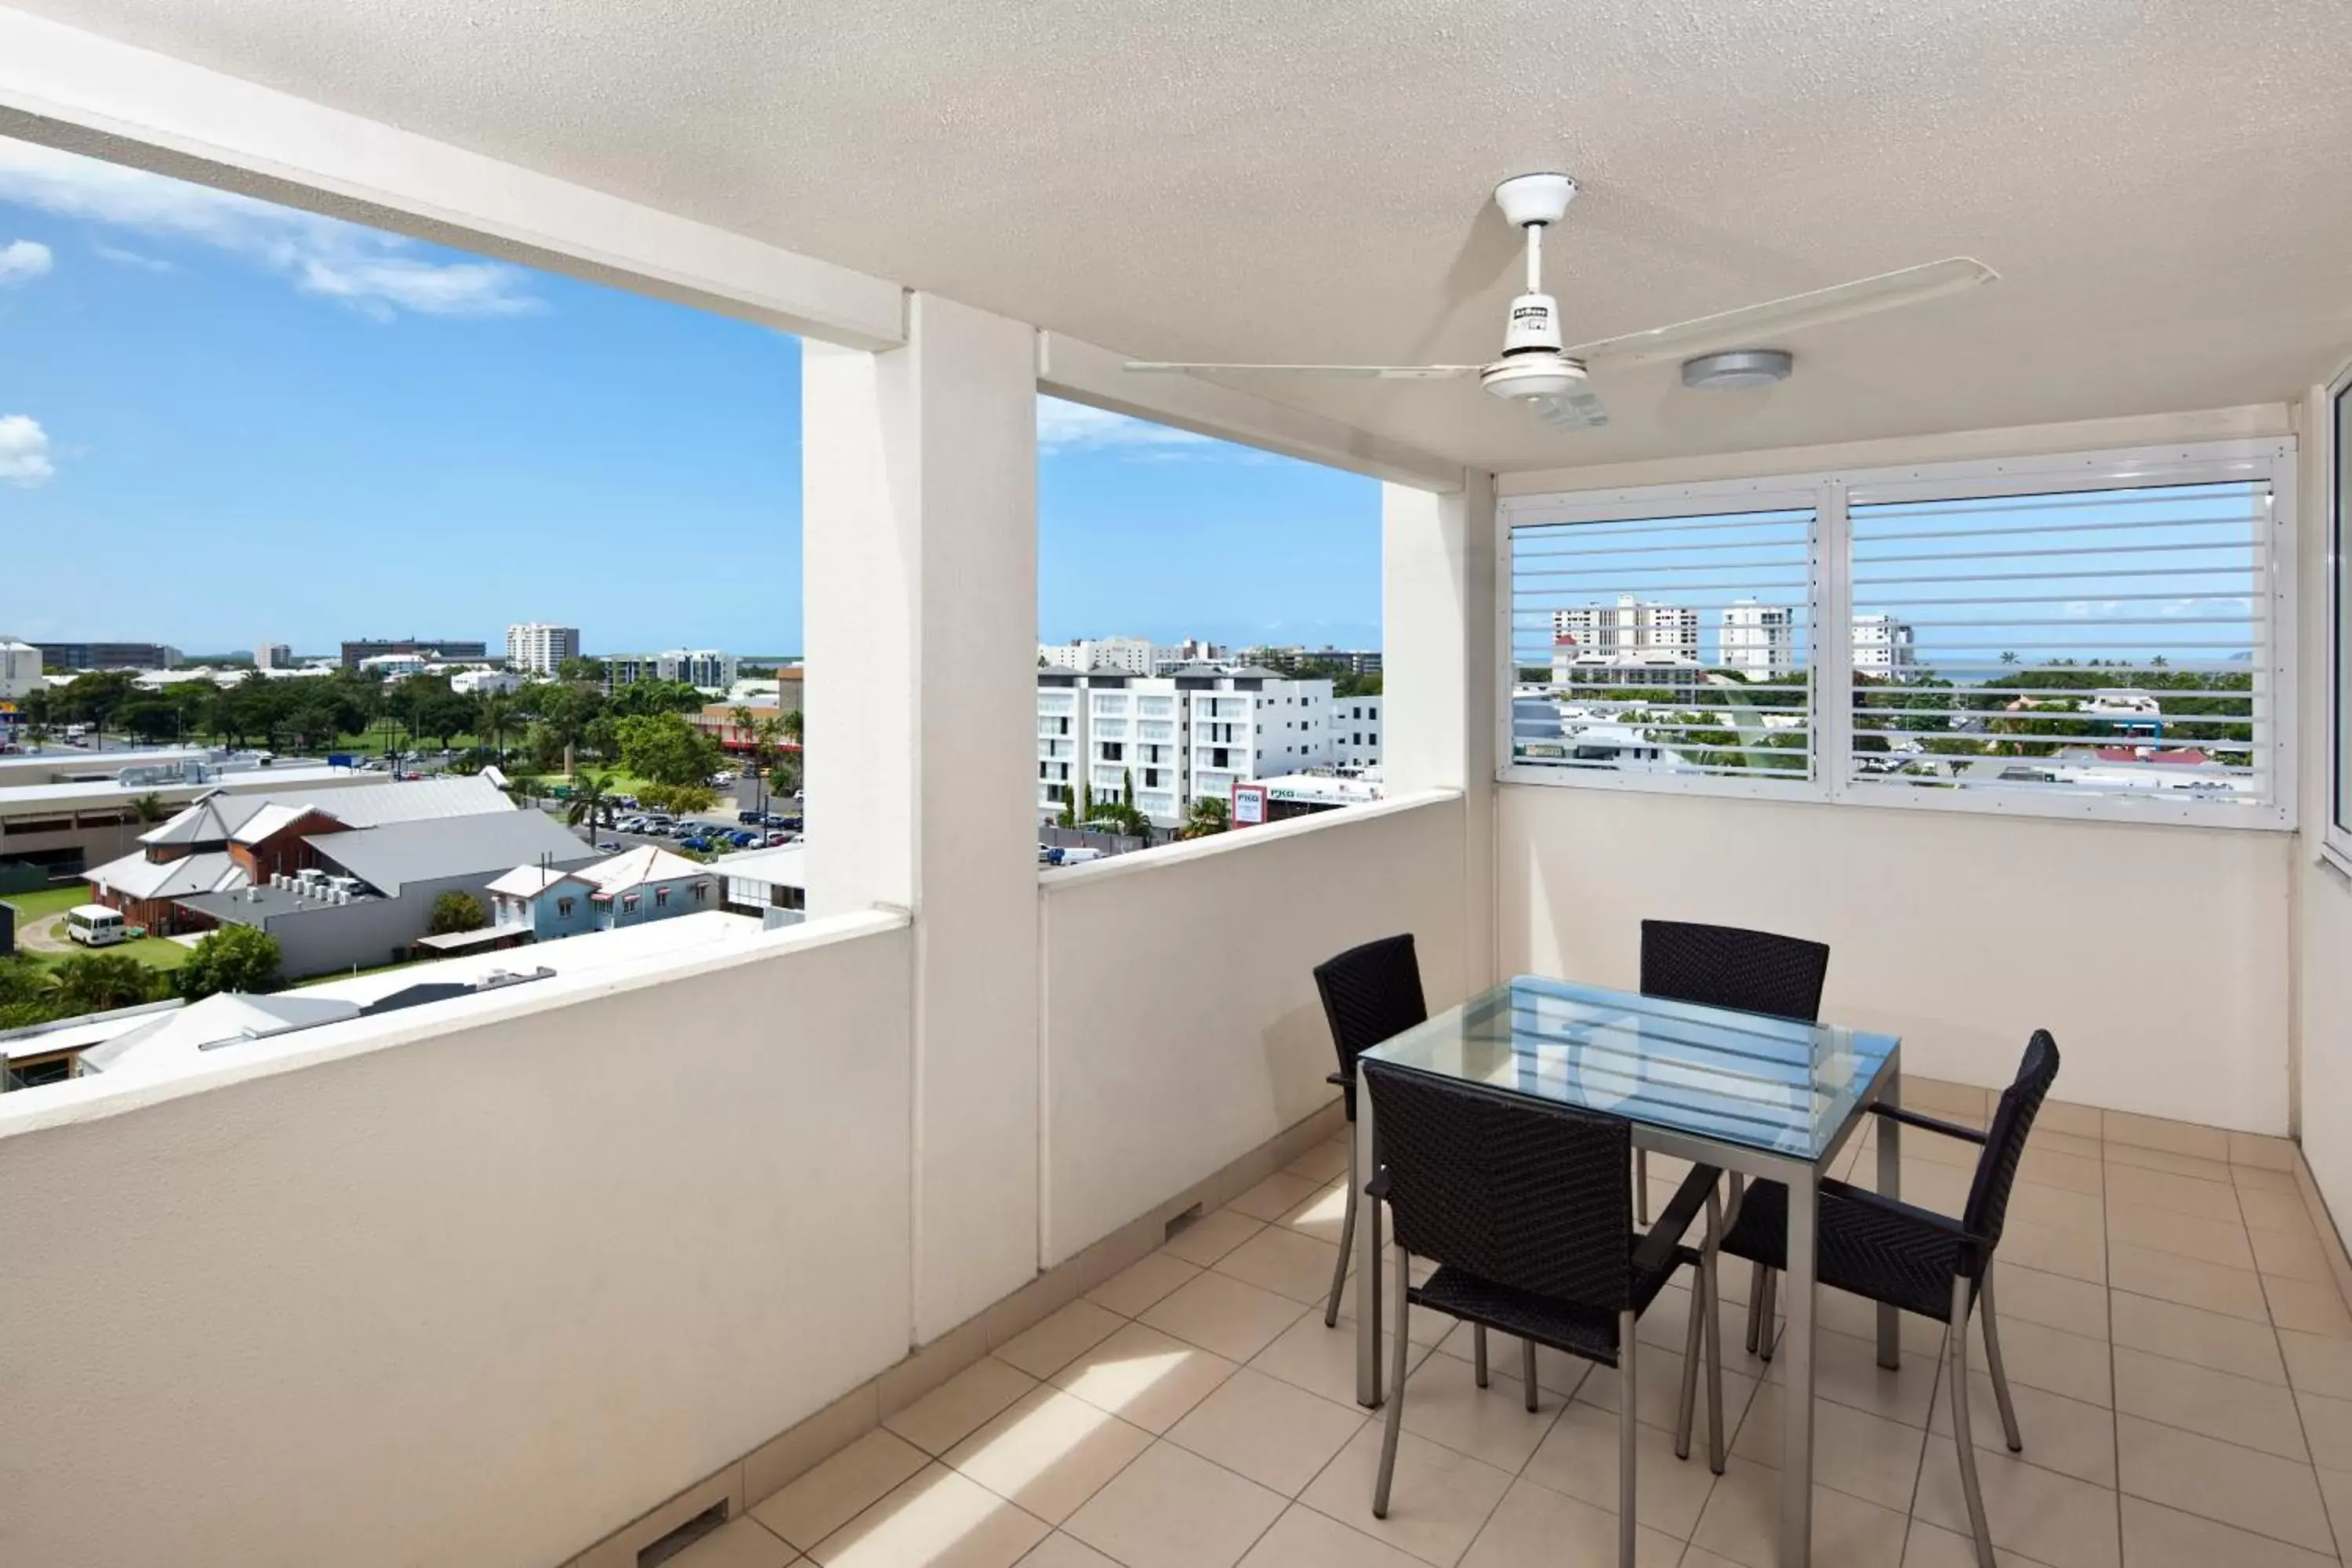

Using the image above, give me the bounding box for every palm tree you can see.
[780,708,804,746]
[1180,796,1230,839]
[477,691,516,764]
[730,705,756,755]
[130,792,169,824]
[564,771,615,840]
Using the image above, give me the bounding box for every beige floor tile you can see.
[1907,1079,1992,1119]
[1139,1270,1308,1363]
[1914,1436,2121,1568]
[1457,1475,1683,1566]
[1689,1458,1909,1568]
[1287,1137,1353,1185]
[1210,1223,1345,1306]
[1393,1354,1563,1474]
[2020,1149,2105,1196]
[1992,1265,2113,1343]
[807,1464,1050,1568]
[2228,1132,2299,1174]
[2104,1166,2243,1223]
[1049,1321,1238,1435]
[1929,1370,2119,1489]
[2103,1112,2229,1164]
[664,1517,801,1568]
[2035,1128,2106,1160]
[2234,1165,2303,1198]
[1733,1385,1929,1512]
[2317,1466,2352,1554]
[1429,1321,1599,1400]
[1581,1343,1765,1438]
[2268,1276,2352,1338]
[1298,1421,1515,1566]
[1086,1253,1200,1319]
[2009,1185,2107,1236]
[1519,1399,1722,1539]
[1226,1170,1325,1223]
[2104,1144,2234,1184]
[2109,1291,2286,1384]
[1239,1503,1432,1568]
[1760,1325,1947,1428]
[1336,1273,1455,1348]
[2104,1202,2256,1272]
[2111,1347,2307,1459]
[1013,1533,1120,1568]
[2114,1413,2334,1553]
[2238,1186,2321,1236]
[2000,1217,2108,1286]
[1281,1180,1383,1247]
[996,1301,1127,1381]
[2294,1388,2352,1473]
[2107,1245,2270,1322]
[1159,1208,1265,1268]
[943,1387,1155,1526]
[1063,1441,1287,1568]
[2117,1494,2339,1568]
[1682,1548,1754,1568]
[1165,1367,1367,1497]
[1980,1317,2112,1409]
[2252,1225,2340,1287]
[1250,1311,1432,1409]
[2281,1329,2352,1399]
[1901,1516,2063,1566]
[2037,1101,2103,1139]
[887,1358,1042,1457]
[753,1429,933,1552]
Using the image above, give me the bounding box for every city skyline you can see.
[0,137,1381,655]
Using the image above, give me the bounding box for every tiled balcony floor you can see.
[675,1097,2352,1567]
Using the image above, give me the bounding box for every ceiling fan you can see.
[1123,173,1996,430]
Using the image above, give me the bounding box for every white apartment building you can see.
[1852,612,1918,678]
[1036,666,1337,828]
[1331,694,1383,771]
[0,636,40,702]
[255,642,293,671]
[1187,666,1334,812]
[451,668,524,697]
[1152,637,1229,673]
[505,622,581,677]
[1552,596,1701,660]
[1083,678,1189,824]
[607,648,739,692]
[1719,600,1797,679]
[1037,636,1154,676]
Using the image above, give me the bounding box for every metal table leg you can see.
[1779,1162,1817,1568]
[1355,1083,1382,1407]
[1877,1051,1903,1370]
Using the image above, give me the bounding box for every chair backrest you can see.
[1640,920,1830,1023]
[1314,935,1428,1085]
[1362,1058,1634,1312]
[1962,1029,2061,1258]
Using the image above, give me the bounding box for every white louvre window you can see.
[1506,503,1817,787]
[1846,474,2280,819]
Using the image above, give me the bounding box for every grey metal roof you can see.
[312,811,597,895]
[136,773,512,846]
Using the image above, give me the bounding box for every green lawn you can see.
[2,884,88,924]
[3,888,193,972]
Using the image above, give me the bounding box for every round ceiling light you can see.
[1681,349,1793,390]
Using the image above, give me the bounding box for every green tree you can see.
[1179,795,1230,839]
[615,711,724,788]
[565,771,617,837]
[429,891,488,935]
[474,690,517,763]
[177,925,283,999]
[637,782,720,817]
[129,792,171,824]
[45,953,164,1014]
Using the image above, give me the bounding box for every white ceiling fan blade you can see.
[1532,388,1609,430]
[1123,362,1483,380]
[1564,257,1997,366]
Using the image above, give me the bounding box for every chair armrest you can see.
[1819,1177,1992,1252]
[1632,1163,1722,1275]
[1869,1103,1987,1145]
[1327,1069,1352,1088]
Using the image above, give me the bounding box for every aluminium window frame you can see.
[1497,437,2298,830]
[2326,361,2352,877]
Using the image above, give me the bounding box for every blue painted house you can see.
[486,846,717,941]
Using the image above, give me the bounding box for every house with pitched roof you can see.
[486,844,717,941]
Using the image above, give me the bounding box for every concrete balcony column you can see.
[1383,472,1499,989]
[802,292,1041,1338]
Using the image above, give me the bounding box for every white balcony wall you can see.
[0,916,914,1568]
[1037,793,1468,1263]
[2294,380,2352,1221]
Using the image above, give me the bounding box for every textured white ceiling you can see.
[16,0,2352,470]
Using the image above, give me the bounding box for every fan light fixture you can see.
[1681,350,1792,390]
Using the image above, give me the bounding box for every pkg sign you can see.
[1231,782,1269,827]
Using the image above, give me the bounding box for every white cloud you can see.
[0,238,50,285]
[1036,397,1214,455]
[0,140,536,318]
[94,241,172,273]
[0,414,55,487]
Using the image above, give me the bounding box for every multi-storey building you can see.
[1037,637,1154,676]
[1152,637,1229,673]
[1719,601,1797,679]
[605,648,739,693]
[255,642,293,671]
[1036,675,1084,812]
[504,622,581,677]
[1238,644,1383,677]
[1081,677,1189,824]
[32,641,182,672]
[1330,695,1383,772]
[1036,666,1336,828]
[339,638,487,671]
[0,636,40,700]
[1551,597,1700,661]
[1851,613,1918,679]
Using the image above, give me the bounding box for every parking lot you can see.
[551,774,804,858]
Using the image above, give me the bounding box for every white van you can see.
[65,905,131,946]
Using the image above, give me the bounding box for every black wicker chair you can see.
[1716,1031,2060,1568]
[1635,920,1831,1218]
[1359,1058,1728,1568]
[1312,935,1428,1327]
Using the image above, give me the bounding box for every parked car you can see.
[678,835,712,852]
[738,809,764,825]
[596,840,621,852]
[763,831,792,847]
[759,812,791,827]
[727,829,757,847]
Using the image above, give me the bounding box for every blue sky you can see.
[0,137,1380,659]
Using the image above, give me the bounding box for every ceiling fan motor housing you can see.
[1503,292,1563,355]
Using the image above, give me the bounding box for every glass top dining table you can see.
[1349,975,1904,1567]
